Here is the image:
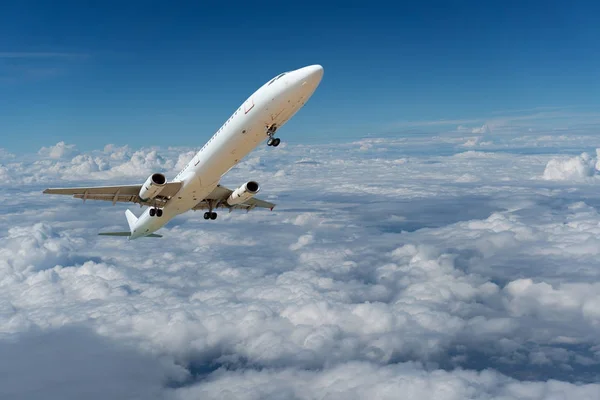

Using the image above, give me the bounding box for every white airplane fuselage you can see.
[129,64,324,239]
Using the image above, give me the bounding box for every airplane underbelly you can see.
[167,105,275,214]
[166,179,217,214]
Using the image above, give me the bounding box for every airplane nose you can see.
[299,64,324,88]
[307,64,323,82]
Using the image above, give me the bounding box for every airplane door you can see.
[243,97,254,114]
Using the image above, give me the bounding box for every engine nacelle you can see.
[226,181,260,206]
[139,173,167,201]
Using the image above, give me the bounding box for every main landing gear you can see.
[203,211,217,220]
[267,137,280,147]
[203,200,217,220]
[266,124,280,147]
[149,207,163,217]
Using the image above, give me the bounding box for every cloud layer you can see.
[2,137,600,398]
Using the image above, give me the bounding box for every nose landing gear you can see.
[266,124,280,147]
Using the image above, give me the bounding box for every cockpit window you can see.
[267,72,287,85]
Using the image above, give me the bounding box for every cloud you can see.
[390,108,600,146]
[504,278,600,323]
[542,151,598,181]
[1,142,180,184]
[0,222,87,275]
[0,148,15,160]
[3,135,600,396]
[172,362,600,400]
[471,124,490,134]
[38,141,79,159]
[106,149,174,178]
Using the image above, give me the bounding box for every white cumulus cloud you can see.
[38,141,79,159]
[542,151,598,181]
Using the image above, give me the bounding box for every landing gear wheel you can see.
[204,211,217,220]
[156,209,163,217]
[272,138,281,147]
[267,138,274,146]
[149,208,156,217]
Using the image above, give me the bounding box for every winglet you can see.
[125,209,138,233]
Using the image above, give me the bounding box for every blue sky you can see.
[1,0,599,153]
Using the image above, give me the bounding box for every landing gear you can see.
[267,137,281,147]
[267,124,278,135]
[203,212,217,220]
[149,207,163,217]
[266,124,281,147]
[203,200,217,220]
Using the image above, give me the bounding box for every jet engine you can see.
[139,173,167,201]
[226,181,260,206]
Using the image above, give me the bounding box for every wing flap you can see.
[44,182,182,206]
[73,193,139,202]
[43,185,141,196]
[192,184,276,211]
[245,197,276,209]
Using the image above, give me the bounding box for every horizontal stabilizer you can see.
[98,232,163,238]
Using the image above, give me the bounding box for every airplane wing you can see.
[43,182,183,206]
[192,184,276,212]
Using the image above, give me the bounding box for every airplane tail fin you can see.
[125,209,138,233]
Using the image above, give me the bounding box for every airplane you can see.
[43,64,324,239]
